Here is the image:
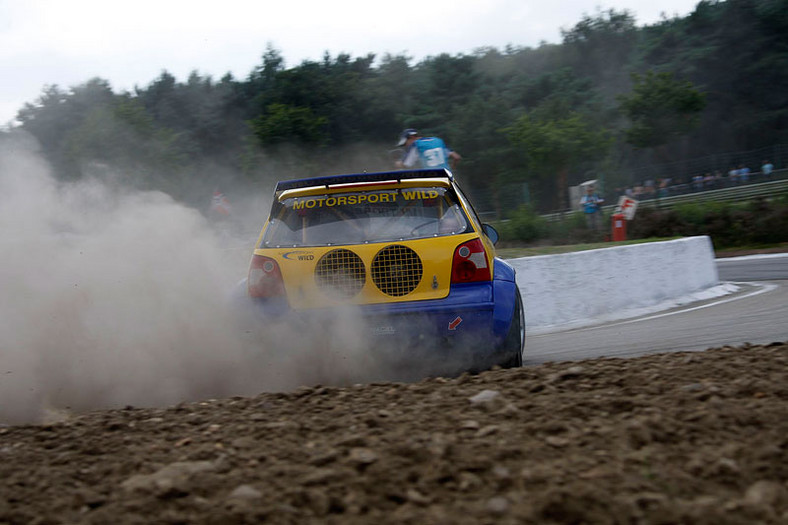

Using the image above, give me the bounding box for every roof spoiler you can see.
[275,169,453,192]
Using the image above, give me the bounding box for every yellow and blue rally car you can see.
[243,168,524,373]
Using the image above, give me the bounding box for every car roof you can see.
[274,169,453,193]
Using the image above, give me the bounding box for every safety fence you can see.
[628,144,788,186]
[530,170,788,223]
[470,144,787,221]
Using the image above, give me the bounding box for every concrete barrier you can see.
[508,236,720,332]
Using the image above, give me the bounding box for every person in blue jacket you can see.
[580,185,604,230]
[395,129,461,171]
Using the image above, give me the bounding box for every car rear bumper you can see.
[236,279,519,374]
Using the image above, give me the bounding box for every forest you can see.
[2,0,787,218]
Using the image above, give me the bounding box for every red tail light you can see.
[248,255,286,298]
[451,239,492,283]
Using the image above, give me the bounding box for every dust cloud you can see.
[0,132,393,425]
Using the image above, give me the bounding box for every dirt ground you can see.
[1,342,787,524]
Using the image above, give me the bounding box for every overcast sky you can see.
[1,0,700,126]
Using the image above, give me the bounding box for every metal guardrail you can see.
[615,178,788,211]
[539,176,788,222]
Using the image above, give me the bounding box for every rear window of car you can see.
[261,186,470,247]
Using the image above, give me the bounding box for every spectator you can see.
[761,160,774,180]
[738,164,750,183]
[580,185,604,230]
[692,174,704,191]
[395,129,461,171]
[658,178,670,197]
[644,179,656,198]
[672,177,689,194]
[728,166,739,185]
[210,189,231,217]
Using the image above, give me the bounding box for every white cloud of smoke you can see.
[0,131,397,425]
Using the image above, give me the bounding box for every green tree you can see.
[135,70,244,159]
[561,8,638,103]
[250,103,328,146]
[507,111,612,210]
[12,2,788,217]
[634,0,788,150]
[362,53,415,144]
[449,95,519,216]
[62,98,188,193]
[18,78,115,178]
[618,71,706,155]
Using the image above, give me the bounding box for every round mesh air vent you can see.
[314,249,366,299]
[371,245,423,297]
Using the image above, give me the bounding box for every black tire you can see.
[498,288,524,368]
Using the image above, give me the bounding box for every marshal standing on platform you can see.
[395,129,461,171]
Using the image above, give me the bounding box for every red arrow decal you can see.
[448,316,463,330]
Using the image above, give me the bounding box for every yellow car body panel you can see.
[253,233,482,310]
[250,171,499,310]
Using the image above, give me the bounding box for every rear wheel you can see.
[499,288,524,368]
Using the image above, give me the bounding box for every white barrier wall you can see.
[508,236,720,332]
